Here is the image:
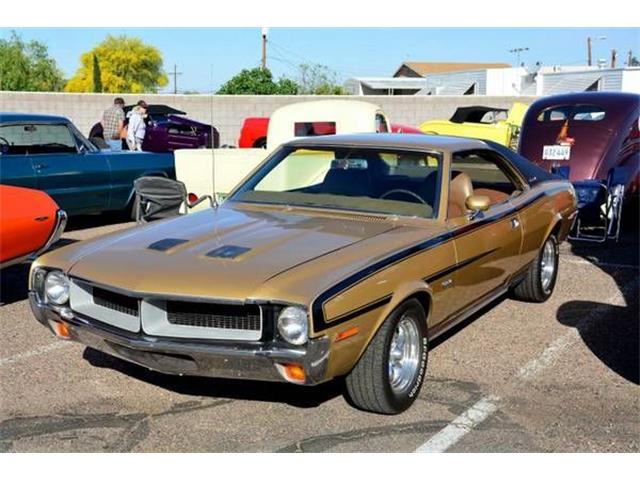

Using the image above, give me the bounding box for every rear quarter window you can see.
[536,105,606,122]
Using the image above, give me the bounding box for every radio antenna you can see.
[210,64,218,209]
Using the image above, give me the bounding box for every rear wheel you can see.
[512,234,559,302]
[345,299,428,414]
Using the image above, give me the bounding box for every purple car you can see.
[90,104,220,153]
[519,92,639,242]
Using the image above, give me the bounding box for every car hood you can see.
[66,205,397,301]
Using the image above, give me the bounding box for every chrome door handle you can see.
[511,218,520,229]
[34,163,48,169]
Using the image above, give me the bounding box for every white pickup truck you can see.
[174,99,393,205]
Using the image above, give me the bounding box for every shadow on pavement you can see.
[556,222,639,385]
[0,238,79,306]
[82,347,344,409]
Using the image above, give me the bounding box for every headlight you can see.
[277,306,308,345]
[44,271,70,305]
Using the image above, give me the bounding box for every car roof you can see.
[284,132,489,153]
[527,91,639,114]
[0,112,71,124]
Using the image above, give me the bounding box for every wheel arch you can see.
[324,282,433,380]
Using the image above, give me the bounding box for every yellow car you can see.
[419,103,529,149]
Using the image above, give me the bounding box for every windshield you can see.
[228,146,443,218]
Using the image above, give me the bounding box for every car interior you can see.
[449,150,523,218]
[301,152,441,210]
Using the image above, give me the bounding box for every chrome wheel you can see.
[540,239,556,292]
[388,315,421,394]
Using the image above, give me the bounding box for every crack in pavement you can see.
[0,398,234,452]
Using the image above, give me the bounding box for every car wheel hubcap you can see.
[540,240,556,292]
[388,315,421,394]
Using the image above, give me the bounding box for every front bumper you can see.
[29,293,330,385]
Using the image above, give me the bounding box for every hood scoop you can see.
[206,245,251,259]
[148,238,189,251]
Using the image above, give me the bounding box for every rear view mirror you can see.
[465,195,490,217]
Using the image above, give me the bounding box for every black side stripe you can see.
[423,248,500,284]
[311,190,552,333]
[324,295,393,329]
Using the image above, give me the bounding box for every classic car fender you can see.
[322,280,434,380]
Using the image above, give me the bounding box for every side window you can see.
[450,150,522,216]
[0,123,77,155]
[375,114,389,133]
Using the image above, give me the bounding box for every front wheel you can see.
[512,234,559,302]
[345,299,428,414]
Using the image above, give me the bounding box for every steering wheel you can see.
[380,189,427,204]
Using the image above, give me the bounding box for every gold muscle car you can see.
[29,134,577,414]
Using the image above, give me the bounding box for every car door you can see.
[30,122,111,215]
[0,123,38,188]
[446,149,525,310]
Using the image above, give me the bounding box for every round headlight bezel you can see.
[44,270,70,305]
[277,306,309,346]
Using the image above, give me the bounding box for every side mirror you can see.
[465,195,490,218]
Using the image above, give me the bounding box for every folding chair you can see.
[569,168,626,243]
[133,177,213,224]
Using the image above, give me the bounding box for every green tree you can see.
[630,56,640,67]
[298,63,347,95]
[218,68,298,95]
[92,54,103,93]
[0,31,65,91]
[65,35,168,93]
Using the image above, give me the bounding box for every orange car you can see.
[0,185,67,268]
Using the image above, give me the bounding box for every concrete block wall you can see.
[0,92,538,146]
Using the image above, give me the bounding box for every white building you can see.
[346,65,640,96]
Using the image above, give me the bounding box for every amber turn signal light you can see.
[52,321,70,339]
[335,326,360,342]
[281,363,305,383]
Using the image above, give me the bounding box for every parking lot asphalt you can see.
[0,216,638,452]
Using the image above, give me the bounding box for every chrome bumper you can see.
[29,293,330,385]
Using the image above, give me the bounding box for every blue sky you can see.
[2,27,639,92]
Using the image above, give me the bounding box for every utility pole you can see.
[261,28,268,70]
[509,47,529,67]
[611,49,617,68]
[171,64,183,94]
[628,50,633,67]
[587,35,607,67]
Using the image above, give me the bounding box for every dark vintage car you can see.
[519,92,639,242]
[0,113,175,217]
[89,105,219,152]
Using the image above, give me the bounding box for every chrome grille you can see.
[166,301,261,331]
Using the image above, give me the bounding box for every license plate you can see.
[542,145,571,160]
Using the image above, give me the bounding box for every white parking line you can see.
[0,341,71,367]
[561,257,639,270]
[415,277,637,453]
[415,395,500,453]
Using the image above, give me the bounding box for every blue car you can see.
[0,113,175,217]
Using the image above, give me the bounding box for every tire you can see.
[345,299,428,414]
[253,138,267,149]
[512,234,559,302]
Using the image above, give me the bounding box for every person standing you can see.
[126,100,148,152]
[101,97,125,151]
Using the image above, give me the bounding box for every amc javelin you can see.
[30,134,577,414]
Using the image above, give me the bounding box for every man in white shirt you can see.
[126,100,148,151]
